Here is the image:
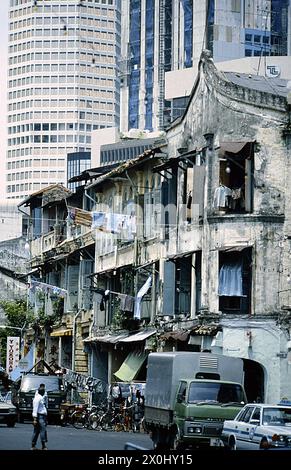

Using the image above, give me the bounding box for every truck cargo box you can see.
[144,352,244,411]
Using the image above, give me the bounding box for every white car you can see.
[0,392,17,427]
[221,403,291,450]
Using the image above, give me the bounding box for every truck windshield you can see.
[21,376,60,393]
[188,382,245,404]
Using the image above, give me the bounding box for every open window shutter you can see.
[192,166,205,219]
[80,259,93,309]
[162,260,176,316]
[245,158,253,213]
[153,189,161,238]
[66,265,79,312]
[144,192,152,238]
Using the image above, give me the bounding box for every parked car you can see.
[0,391,17,427]
[13,373,66,423]
[221,403,291,449]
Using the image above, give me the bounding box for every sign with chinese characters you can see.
[266,65,281,78]
[6,336,20,373]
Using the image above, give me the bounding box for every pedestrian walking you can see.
[31,383,48,450]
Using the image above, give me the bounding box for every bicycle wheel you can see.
[89,412,101,430]
[71,411,85,429]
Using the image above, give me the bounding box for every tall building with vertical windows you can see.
[120,0,290,133]
[6,0,121,199]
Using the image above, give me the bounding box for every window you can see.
[215,141,254,214]
[238,406,255,423]
[218,248,252,315]
[251,407,261,422]
[177,381,187,403]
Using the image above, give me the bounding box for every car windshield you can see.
[262,407,291,426]
[21,376,60,393]
[188,382,245,404]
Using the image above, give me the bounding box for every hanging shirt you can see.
[213,186,232,209]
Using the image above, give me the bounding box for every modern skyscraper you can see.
[120,0,290,133]
[6,0,291,199]
[6,0,121,200]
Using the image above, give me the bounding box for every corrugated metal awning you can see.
[167,251,194,260]
[83,332,129,344]
[118,329,156,343]
[161,330,190,342]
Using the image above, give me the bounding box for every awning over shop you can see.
[50,328,72,337]
[161,330,190,342]
[114,352,148,382]
[83,332,129,344]
[166,251,194,261]
[118,329,156,343]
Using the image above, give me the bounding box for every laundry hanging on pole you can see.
[134,276,152,320]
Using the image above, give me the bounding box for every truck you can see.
[144,352,247,449]
[12,373,66,423]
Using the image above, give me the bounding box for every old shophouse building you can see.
[21,51,291,403]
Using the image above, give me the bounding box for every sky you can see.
[0,1,9,199]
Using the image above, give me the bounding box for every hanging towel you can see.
[118,294,135,312]
[134,276,152,320]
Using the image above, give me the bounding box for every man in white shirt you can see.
[31,383,48,450]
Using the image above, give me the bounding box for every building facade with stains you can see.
[21,51,291,404]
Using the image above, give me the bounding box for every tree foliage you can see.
[0,299,33,328]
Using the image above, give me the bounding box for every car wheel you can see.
[7,421,16,428]
[259,438,269,450]
[228,436,236,451]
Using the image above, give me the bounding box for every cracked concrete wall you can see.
[166,56,289,317]
[165,54,291,401]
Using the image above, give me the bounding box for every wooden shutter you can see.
[162,260,176,316]
[192,166,206,220]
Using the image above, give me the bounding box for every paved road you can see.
[0,422,153,451]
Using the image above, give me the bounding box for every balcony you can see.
[42,230,56,253]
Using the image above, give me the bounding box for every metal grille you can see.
[199,355,218,369]
[203,425,222,437]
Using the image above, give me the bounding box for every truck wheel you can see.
[172,428,183,451]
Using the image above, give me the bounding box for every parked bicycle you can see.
[71,404,98,429]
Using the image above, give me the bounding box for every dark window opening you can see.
[215,142,254,214]
[175,256,192,316]
[218,248,252,315]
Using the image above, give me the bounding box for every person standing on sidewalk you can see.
[31,383,48,450]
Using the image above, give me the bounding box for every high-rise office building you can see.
[120,0,290,133]
[6,0,121,199]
